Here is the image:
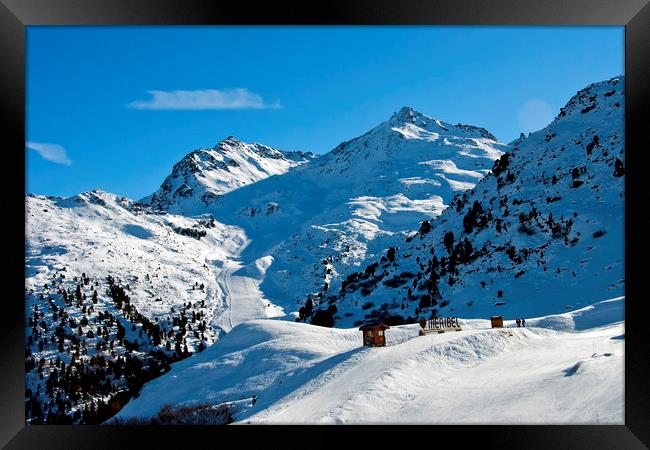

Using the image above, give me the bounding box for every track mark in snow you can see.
[212,259,285,333]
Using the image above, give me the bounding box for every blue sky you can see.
[26,26,623,200]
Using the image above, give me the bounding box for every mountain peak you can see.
[145,136,312,213]
[390,106,426,123]
[217,135,244,148]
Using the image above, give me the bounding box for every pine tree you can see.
[419,220,431,235]
[443,231,454,253]
[298,298,313,320]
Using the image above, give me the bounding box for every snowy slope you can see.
[186,108,506,317]
[26,190,244,338]
[25,190,261,423]
[144,136,315,215]
[115,296,623,424]
[211,258,285,333]
[302,76,624,328]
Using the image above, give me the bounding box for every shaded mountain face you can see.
[301,76,624,328]
[143,136,315,215]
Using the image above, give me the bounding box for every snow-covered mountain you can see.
[24,107,505,423]
[24,76,624,425]
[185,107,506,319]
[300,76,624,328]
[142,136,315,214]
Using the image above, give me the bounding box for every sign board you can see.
[419,317,462,335]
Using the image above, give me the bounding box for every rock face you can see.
[301,76,624,328]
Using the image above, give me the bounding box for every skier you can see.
[521,318,526,327]
[516,319,521,327]
[252,395,257,406]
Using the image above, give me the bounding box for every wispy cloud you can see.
[26,141,72,165]
[126,88,281,110]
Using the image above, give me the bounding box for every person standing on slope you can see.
[521,318,526,327]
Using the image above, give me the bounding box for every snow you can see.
[26,77,625,425]
[25,190,242,339]
[525,296,624,331]
[212,259,285,333]
[420,159,484,179]
[122,224,154,240]
[348,194,447,223]
[116,296,623,424]
[191,107,505,313]
[27,106,507,334]
[390,123,440,141]
[435,173,477,191]
[313,76,625,328]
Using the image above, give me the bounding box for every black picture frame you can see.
[2,0,648,447]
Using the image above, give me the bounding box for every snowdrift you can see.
[523,296,624,331]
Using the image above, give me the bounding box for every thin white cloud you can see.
[126,88,281,110]
[26,141,72,165]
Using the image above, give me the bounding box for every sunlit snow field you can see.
[116,297,623,424]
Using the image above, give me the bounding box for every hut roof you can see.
[358,321,390,331]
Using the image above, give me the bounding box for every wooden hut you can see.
[490,315,504,328]
[359,322,390,347]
